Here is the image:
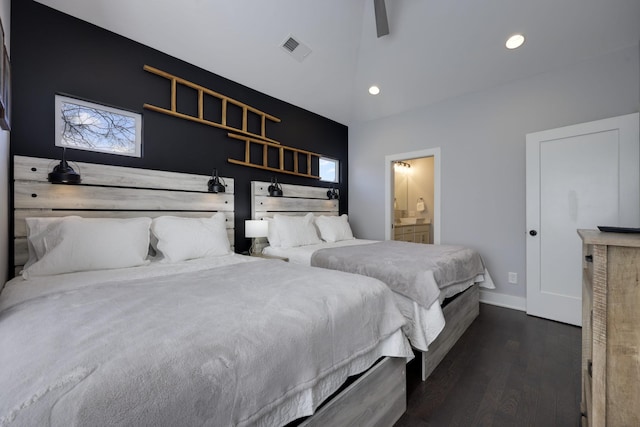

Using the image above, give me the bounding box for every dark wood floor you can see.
[395,303,582,427]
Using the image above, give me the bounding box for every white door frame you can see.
[385,148,441,243]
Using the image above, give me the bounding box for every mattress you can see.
[0,254,412,427]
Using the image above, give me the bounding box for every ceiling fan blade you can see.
[374,0,389,37]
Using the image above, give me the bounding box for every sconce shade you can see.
[48,159,81,184]
[268,177,283,197]
[327,188,339,200]
[245,220,268,238]
[208,169,226,193]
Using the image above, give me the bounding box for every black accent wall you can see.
[10,1,348,253]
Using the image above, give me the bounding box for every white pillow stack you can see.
[21,212,234,278]
[315,214,355,242]
[23,217,152,278]
[151,212,231,262]
[264,217,281,248]
[272,213,322,248]
[24,216,82,269]
[265,213,356,247]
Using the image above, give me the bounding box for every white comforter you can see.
[0,255,412,427]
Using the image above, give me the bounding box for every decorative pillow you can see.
[264,217,281,248]
[22,217,152,278]
[24,216,82,268]
[151,212,230,263]
[315,214,355,243]
[273,213,322,248]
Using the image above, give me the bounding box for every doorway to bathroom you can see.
[384,148,440,244]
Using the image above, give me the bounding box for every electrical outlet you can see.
[508,272,518,284]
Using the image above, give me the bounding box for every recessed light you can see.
[505,34,525,50]
[368,85,380,95]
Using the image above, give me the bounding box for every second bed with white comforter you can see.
[264,239,494,352]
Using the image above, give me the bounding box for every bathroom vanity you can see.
[393,222,431,244]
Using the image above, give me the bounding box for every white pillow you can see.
[24,216,83,268]
[315,214,355,243]
[23,217,152,278]
[273,213,322,248]
[264,217,281,248]
[151,213,230,263]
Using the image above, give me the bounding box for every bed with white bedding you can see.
[263,238,492,350]
[251,180,495,380]
[263,238,493,348]
[0,255,412,427]
[4,156,414,427]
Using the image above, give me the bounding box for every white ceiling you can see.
[35,0,640,125]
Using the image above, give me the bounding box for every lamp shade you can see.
[245,220,268,238]
[48,159,82,184]
[208,169,226,193]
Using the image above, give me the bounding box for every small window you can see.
[319,157,339,183]
[55,94,143,157]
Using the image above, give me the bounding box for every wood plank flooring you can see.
[395,303,582,427]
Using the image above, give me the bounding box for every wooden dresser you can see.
[578,229,640,427]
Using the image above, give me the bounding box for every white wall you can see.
[0,0,9,284]
[349,45,640,306]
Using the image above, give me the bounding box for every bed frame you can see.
[251,180,480,381]
[11,156,406,427]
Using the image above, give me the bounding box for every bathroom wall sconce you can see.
[48,148,82,184]
[245,219,268,255]
[393,161,411,169]
[327,188,339,200]
[207,169,226,193]
[268,177,283,197]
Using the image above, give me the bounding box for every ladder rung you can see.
[228,159,319,179]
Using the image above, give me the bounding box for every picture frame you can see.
[55,94,143,157]
[0,18,9,131]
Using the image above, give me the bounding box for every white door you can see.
[526,113,639,325]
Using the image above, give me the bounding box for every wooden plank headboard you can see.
[250,181,339,219]
[250,181,338,253]
[13,155,235,276]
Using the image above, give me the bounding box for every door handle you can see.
[529,230,537,236]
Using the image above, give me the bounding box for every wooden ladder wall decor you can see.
[143,65,321,179]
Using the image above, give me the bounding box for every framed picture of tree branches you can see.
[0,18,9,131]
[54,94,143,157]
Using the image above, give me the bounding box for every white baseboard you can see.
[479,290,526,312]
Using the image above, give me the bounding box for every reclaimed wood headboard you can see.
[13,155,235,276]
[250,180,338,252]
[250,180,339,219]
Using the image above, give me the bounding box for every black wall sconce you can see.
[327,188,339,200]
[268,177,283,197]
[207,169,226,193]
[48,148,81,184]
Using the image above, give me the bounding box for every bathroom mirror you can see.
[394,167,408,211]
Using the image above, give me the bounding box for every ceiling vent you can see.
[280,34,312,62]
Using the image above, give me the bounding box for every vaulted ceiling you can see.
[35,0,640,125]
